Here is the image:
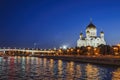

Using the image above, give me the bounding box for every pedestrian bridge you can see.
[0,49,55,54]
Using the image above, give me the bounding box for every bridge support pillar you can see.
[32,52,34,55]
[3,50,6,54]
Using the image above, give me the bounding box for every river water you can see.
[0,56,120,80]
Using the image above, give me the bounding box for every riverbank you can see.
[37,55,120,66]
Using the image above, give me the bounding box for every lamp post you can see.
[77,49,80,55]
[94,48,98,56]
[67,49,70,55]
[117,44,120,54]
[113,47,118,56]
[58,49,62,55]
[87,46,91,56]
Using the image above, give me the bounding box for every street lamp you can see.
[94,48,98,56]
[117,44,120,54]
[87,46,91,55]
[63,45,67,49]
[113,47,118,56]
[77,49,80,55]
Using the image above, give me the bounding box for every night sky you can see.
[0,0,120,48]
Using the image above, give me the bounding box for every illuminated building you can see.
[77,21,106,47]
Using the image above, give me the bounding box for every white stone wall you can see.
[77,37,106,47]
[86,28,97,37]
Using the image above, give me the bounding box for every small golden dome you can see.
[80,33,83,35]
[100,31,104,34]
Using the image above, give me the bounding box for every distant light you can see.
[59,47,62,49]
[63,45,67,49]
[117,44,120,47]
[54,47,56,50]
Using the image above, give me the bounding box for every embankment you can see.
[38,55,120,66]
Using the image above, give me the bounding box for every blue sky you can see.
[0,0,120,48]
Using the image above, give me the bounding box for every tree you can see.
[98,44,112,55]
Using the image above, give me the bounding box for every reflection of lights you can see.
[70,61,74,66]
[58,60,62,73]
[69,61,74,75]
[112,68,120,80]
[43,58,47,67]
[85,64,99,80]
[76,65,81,78]
[49,59,54,70]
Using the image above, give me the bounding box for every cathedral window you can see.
[97,43,99,46]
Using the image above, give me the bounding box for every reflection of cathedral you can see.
[77,21,106,47]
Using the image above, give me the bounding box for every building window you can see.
[97,43,99,46]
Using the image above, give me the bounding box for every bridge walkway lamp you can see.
[63,45,67,50]
[32,52,34,55]
[77,49,80,55]
[87,46,91,56]
[113,47,119,56]
[117,44,120,55]
[94,48,99,56]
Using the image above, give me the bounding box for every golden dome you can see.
[86,22,96,29]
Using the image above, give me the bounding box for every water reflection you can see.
[112,68,120,80]
[0,56,119,80]
[85,64,99,80]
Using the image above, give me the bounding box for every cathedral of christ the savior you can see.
[77,21,106,47]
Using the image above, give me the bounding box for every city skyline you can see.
[0,0,120,48]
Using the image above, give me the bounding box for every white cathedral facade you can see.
[77,22,106,47]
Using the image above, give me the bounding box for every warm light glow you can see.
[95,53,98,55]
[94,48,96,51]
[115,52,118,55]
[71,48,74,51]
[87,53,90,55]
[59,49,62,53]
[77,49,80,53]
[85,64,99,80]
[117,44,120,47]
[112,68,120,80]
[113,47,118,50]
[67,49,69,52]
[87,46,91,50]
